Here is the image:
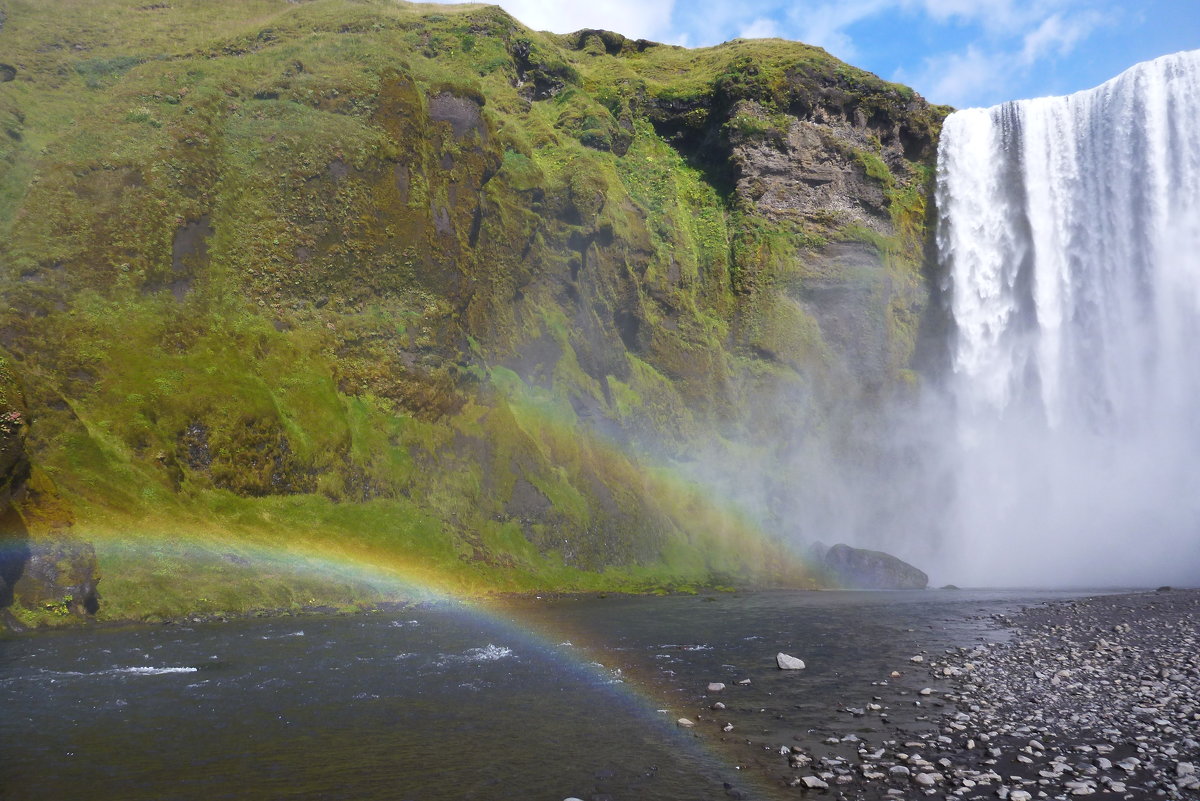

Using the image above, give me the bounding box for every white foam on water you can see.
[112,666,200,675]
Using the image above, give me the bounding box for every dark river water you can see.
[0,589,1095,800]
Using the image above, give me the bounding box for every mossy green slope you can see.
[0,0,947,622]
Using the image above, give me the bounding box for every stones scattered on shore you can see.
[764,590,1200,799]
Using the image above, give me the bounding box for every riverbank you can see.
[760,589,1199,799]
[0,585,739,636]
[0,506,815,633]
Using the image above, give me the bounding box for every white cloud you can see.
[668,0,786,47]
[895,44,1010,108]
[907,0,1025,31]
[786,0,893,60]
[739,17,781,39]
[890,4,1117,106]
[434,0,677,40]
[1019,10,1108,65]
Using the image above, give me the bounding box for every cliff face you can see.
[0,0,947,618]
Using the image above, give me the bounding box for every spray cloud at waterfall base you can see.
[933,50,1200,588]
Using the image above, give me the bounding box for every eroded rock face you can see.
[818,542,928,589]
[730,101,891,228]
[725,92,934,389]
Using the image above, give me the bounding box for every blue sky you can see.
[437,0,1200,108]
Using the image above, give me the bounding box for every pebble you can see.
[676,718,694,728]
[707,682,726,692]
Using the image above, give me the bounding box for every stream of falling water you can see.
[936,50,1200,586]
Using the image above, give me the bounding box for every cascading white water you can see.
[936,50,1200,587]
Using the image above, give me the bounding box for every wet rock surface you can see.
[750,590,1200,799]
[818,543,930,590]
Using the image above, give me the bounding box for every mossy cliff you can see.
[0,356,99,629]
[0,0,949,625]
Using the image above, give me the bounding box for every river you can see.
[0,589,1097,800]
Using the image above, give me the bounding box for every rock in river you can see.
[777,653,806,670]
[817,543,928,589]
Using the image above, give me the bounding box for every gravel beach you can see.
[774,589,1200,799]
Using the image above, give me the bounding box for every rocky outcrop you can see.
[0,359,99,631]
[816,542,928,589]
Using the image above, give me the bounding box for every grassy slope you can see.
[0,0,942,622]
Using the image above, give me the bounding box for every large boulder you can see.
[818,542,928,589]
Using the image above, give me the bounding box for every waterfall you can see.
[935,50,1200,586]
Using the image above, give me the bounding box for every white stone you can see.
[777,652,806,670]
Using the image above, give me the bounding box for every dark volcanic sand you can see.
[756,589,1200,799]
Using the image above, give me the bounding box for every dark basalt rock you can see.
[818,542,928,589]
